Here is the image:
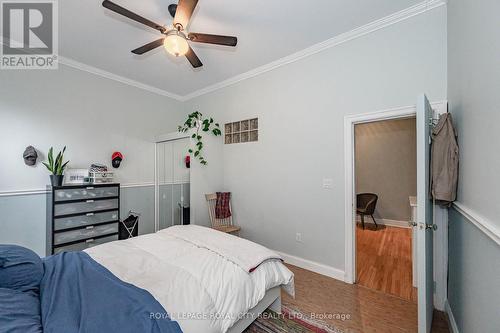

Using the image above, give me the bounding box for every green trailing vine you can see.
[178,111,222,165]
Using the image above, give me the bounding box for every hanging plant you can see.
[178,111,222,165]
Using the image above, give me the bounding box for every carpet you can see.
[244,305,342,333]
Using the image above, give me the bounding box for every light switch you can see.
[323,178,333,189]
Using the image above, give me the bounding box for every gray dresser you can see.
[46,183,120,255]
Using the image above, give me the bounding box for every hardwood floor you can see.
[282,264,450,333]
[356,224,417,302]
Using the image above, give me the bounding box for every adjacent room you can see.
[1,1,498,333]
[354,117,417,302]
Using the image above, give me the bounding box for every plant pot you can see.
[50,175,64,187]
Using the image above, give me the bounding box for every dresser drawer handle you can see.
[86,200,94,203]
[85,226,94,230]
[86,213,94,217]
[86,187,94,190]
[86,239,95,243]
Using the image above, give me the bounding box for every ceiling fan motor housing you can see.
[102,0,237,68]
[168,4,177,18]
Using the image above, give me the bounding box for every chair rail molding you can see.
[452,202,500,246]
[0,182,155,197]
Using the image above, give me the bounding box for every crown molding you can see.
[58,57,185,101]
[4,0,445,102]
[0,37,183,101]
[182,0,447,100]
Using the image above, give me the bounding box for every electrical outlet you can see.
[323,178,333,189]
[296,233,302,242]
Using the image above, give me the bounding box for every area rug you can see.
[244,305,342,333]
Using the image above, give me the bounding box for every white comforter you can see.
[85,225,294,333]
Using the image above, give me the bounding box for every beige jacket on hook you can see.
[430,112,459,206]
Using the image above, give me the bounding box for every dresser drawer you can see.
[53,235,119,254]
[54,222,118,245]
[54,198,118,217]
[54,186,118,202]
[54,211,119,231]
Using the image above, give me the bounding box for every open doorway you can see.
[354,117,417,302]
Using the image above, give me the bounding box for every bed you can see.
[0,225,294,333]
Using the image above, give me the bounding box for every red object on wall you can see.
[111,151,124,168]
[185,155,190,168]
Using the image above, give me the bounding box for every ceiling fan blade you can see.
[188,33,237,47]
[173,0,198,30]
[185,46,203,68]
[132,38,165,55]
[102,0,166,33]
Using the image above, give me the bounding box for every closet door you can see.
[156,138,190,230]
[172,138,190,225]
[158,142,174,230]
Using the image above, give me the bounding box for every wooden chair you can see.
[205,193,241,236]
[356,193,379,230]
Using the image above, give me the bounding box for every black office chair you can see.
[356,193,378,230]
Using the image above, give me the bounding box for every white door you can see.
[156,138,191,230]
[416,94,434,333]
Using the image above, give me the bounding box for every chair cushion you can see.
[0,288,42,333]
[0,245,43,295]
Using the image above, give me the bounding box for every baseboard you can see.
[356,216,410,228]
[445,299,460,333]
[275,251,345,282]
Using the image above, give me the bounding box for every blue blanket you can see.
[40,252,182,333]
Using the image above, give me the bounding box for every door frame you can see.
[155,131,193,232]
[343,101,448,307]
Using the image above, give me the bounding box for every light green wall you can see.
[448,0,500,223]
[0,64,184,256]
[447,209,500,332]
[447,1,500,332]
[0,194,46,256]
[0,187,155,257]
[185,7,447,269]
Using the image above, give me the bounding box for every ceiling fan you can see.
[102,0,238,68]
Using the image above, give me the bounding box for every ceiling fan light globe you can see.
[164,33,189,57]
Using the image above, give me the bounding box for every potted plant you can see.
[43,146,69,186]
[178,111,222,165]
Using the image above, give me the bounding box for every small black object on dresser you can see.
[46,183,120,256]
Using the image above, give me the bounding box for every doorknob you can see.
[426,224,438,231]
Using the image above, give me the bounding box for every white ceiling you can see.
[59,0,422,97]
